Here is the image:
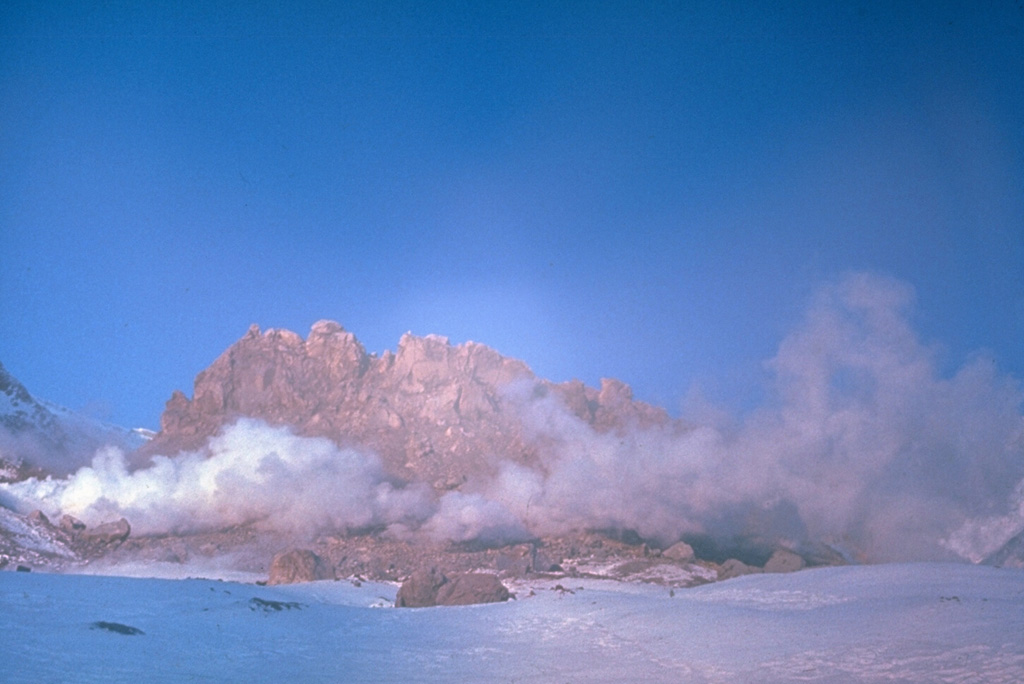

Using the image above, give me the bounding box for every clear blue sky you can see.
[2,1,1022,429]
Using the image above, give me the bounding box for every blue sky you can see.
[2,2,1022,429]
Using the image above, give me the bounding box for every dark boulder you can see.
[436,573,510,606]
[395,569,509,607]
[395,567,450,607]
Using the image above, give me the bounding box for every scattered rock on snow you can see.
[249,597,304,612]
[91,621,144,635]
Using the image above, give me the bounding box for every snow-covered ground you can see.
[3,563,1023,683]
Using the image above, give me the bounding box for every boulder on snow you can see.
[718,558,762,580]
[662,541,695,562]
[267,549,334,585]
[395,567,450,607]
[436,573,510,606]
[764,549,806,573]
[395,569,510,607]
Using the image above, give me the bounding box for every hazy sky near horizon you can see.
[2,2,1022,429]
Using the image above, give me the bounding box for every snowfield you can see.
[3,563,1023,683]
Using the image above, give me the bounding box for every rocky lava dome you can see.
[145,320,672,492]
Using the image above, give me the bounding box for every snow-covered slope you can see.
[0,361,148,478]
[0,507,76,567]
[2,563,1022,683]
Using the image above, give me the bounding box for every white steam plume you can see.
[1,273,1021,563]
[484,273,1024,562]
[0,419,436,537]
[0,417,531,545]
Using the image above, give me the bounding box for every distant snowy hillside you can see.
[2,563,1023,683]
[0,361,149,479]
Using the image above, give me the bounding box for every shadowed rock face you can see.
[395,568,510,607]
[267,548,334,585]
[394,567,450,607]
[143,321,671,490]
[435,572,510,605]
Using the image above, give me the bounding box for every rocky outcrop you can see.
[395,568,510,607]
[764,549,806,573]
[0,509,133,571]
[395,567,450,607]
[267,549,334,585]
[717,558,762,580]
[436,573,510,606]
[66,516,131,557]
[0,508,77,571]
[82,518,131,545]
[143,322,672,490]
[662,541,695,562]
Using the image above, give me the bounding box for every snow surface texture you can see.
[3,563,1023,683]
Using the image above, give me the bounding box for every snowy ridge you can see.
[0,361,149,478]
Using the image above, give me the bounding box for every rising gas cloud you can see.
[484,273,1024,562]
[2,273,1022,563]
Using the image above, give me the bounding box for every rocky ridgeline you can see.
[143,321,670,489]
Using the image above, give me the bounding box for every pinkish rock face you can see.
[267,549,334,585]
[144,321,672,490]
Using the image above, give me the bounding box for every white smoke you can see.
[1,273,1021,562]
[480,273,1024,562]
[0,419,436,537]
[420,491,530,545]
[0,417,531,545]
[943,481,1024,563]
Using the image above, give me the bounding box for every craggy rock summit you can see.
[145,321,670,490]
